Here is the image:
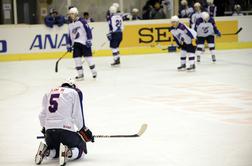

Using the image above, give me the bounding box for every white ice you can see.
[0,49,252,166]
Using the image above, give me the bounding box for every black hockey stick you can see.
[55,52,68,73]
[37,124,148,139]
[222,27,243,36]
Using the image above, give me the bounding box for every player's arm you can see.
[72,90,94,142]
[211,18,221,36]
[39,94,48,131]
[81,19,92,47]
[66,28,73,52]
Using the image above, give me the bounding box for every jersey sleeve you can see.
[210,18,221,35]
[72,90,85,131]
[39,94,48,127]
[67,27,72,46]
[80,19,92,40]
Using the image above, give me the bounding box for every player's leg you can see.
[73,43,84,80]
[83,45,97,78]
[186,44,196,71]
[35,129,59,165]
[207,36,216,62]
[110,32,122,66]
[59,130,87,165]
[177,47,187,71]
[196,37,204,62]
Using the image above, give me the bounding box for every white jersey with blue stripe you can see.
[108,13,124,33]
[39,87,85,132]
[170,23,196,45]
[68,17,92,46]
[190,11,202,29]
[195,17,220,37]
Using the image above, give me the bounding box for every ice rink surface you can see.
[0,49,252,166]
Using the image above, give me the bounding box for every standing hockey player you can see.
[194,12,221,62]
[107,5,124,66]
[170,15,196,71]
[35,79,94,166]
[190,2,203,29]
[67,7,97,80]
[206,0,217,17]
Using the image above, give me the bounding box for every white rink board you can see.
[0,49,252,166]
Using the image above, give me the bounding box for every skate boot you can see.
[35,142,49,165]
[89,65,97,78]
[111,57,120,66]
[187,64,196,71]
[197,55,200,62]
[212,55,216,62]
[177,64,186,71]
[59,143,72,166]
[75,74,84,81]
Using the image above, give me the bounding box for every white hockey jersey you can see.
[190,11,202,29]
[108,13,124,33]
[39,87,85,132]
[170,23,196,45]
[68,17,92,46]
[194,17,221,37]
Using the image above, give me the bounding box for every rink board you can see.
[0,16,252,61]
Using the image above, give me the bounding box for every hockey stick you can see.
[222,27,243,36]
[55,52,68,73]
[37,123,148,139]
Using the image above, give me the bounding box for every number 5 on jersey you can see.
[48,94,60,113]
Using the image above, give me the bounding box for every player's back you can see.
[195,18,215,37]
[109,13,123,32]
[42,87,81,131]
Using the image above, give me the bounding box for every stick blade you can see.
[236,27,243,34]
[137,123,148,136]
[55,61,59,73]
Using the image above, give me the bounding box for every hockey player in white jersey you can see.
[194,12,221,62]
[107,5,124,66]
[35,79,94,166]
[190,2,203,29]
[67,7,97,80]
[170,15,196,71]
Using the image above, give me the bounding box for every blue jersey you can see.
[108,13,124,33]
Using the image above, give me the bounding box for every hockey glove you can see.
[66,45,72,52]
[86,40,92,48]
[78,127,94,142]
[216,32,221,37]
[41,127,46,135]
[106,33,112,41]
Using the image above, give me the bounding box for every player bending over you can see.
[35,79,94,166]
[170,15,196,71]
[67,7,97,80]
[194,12,221,62]
[107,5,124,66]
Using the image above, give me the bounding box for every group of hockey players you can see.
[172,0,221,71]
[66,3,124,81]
[35,1,222,165]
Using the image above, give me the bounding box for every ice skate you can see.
[197,55,201,62]
[111,58,120,66]
[92,70,97,78]
[187,64,196,71]
[212,55,216,62]
[59,143,72,166]
[35,142,49,165]
[75,74,84,81]
[177,64,186,71]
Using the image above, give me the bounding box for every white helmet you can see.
[202,12,210,21]
[132,8,139,13]
[194,2,201,7]
[69,7,79,15]
[109,5,117,14]
[171,15,179,22]
[112,2,119,9]
[207,0,214,4]
[181,0,188,5]
[61,78,76,88]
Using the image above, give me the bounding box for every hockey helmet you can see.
[207,0,214,4]
[181,0,188,5]
[61,78,76,88]
[69,7,79,15]
[202,12,210,21]
[171,15,179,22]
[109,5,117,14]
[112,2,119,9]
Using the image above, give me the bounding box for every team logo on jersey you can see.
[202,27,209,33]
